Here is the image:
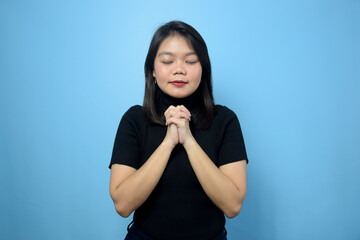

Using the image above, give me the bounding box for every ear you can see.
[153,71,156,77]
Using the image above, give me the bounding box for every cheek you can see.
[193,66,202,83]
[154,63,169,78]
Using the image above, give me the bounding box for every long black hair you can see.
[143,21,214,129]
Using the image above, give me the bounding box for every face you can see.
[153,35,202,99]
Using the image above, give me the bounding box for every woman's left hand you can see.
[164,105,194,145]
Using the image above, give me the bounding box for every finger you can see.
[165,110,178,120]
[168,105,190,119]
[164,105,176,119]
[176,105,191,117]
[166,117,187,128]
[165,109,191,121]
[178,112,191,121]
[165,105,176,115]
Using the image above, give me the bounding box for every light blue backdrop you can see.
[1,0,359,239]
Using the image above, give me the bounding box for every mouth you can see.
[170,80,187,87]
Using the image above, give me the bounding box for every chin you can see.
[163,88,187,98]
[168,92,191,99]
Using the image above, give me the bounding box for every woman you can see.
[109,21,248,240]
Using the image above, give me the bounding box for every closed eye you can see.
[186,61,198,64]
[161,61,173,64]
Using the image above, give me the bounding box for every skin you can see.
[109,35,247,219]
[153,34,202,99]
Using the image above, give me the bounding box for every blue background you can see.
[1,0,359,239]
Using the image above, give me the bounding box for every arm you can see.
[184,138,247,218]
[109,124,178,217]
[166,106,247,218]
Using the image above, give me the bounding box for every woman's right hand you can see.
[164,123,179,148]
[110,106,181,217]
[163,105,180,147]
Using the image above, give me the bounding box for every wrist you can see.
[161,138,177,150]
[183,135,196,150]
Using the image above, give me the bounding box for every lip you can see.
[170,80,187,87]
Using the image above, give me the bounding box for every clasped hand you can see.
[164,105,193,146]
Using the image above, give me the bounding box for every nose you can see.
[172,60,186,75]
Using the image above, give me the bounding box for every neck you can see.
[156,85,199,112]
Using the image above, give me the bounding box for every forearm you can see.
[110,141,174,217]
[183,138,245,218]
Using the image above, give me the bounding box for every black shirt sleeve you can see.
[217,106,248,166]
[109,105,142,169]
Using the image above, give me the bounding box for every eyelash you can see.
[161,61,198,65]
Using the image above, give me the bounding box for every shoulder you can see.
[214,105,238,120]
[122,105,143,119]
[211,105,242,131]
[118,105,145,128]
[124,105,142,115]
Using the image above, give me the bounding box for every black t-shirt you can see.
[110,104,248,240]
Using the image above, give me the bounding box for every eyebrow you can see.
[157,51,197,57]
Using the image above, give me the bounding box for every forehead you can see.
[157,35,194,55]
